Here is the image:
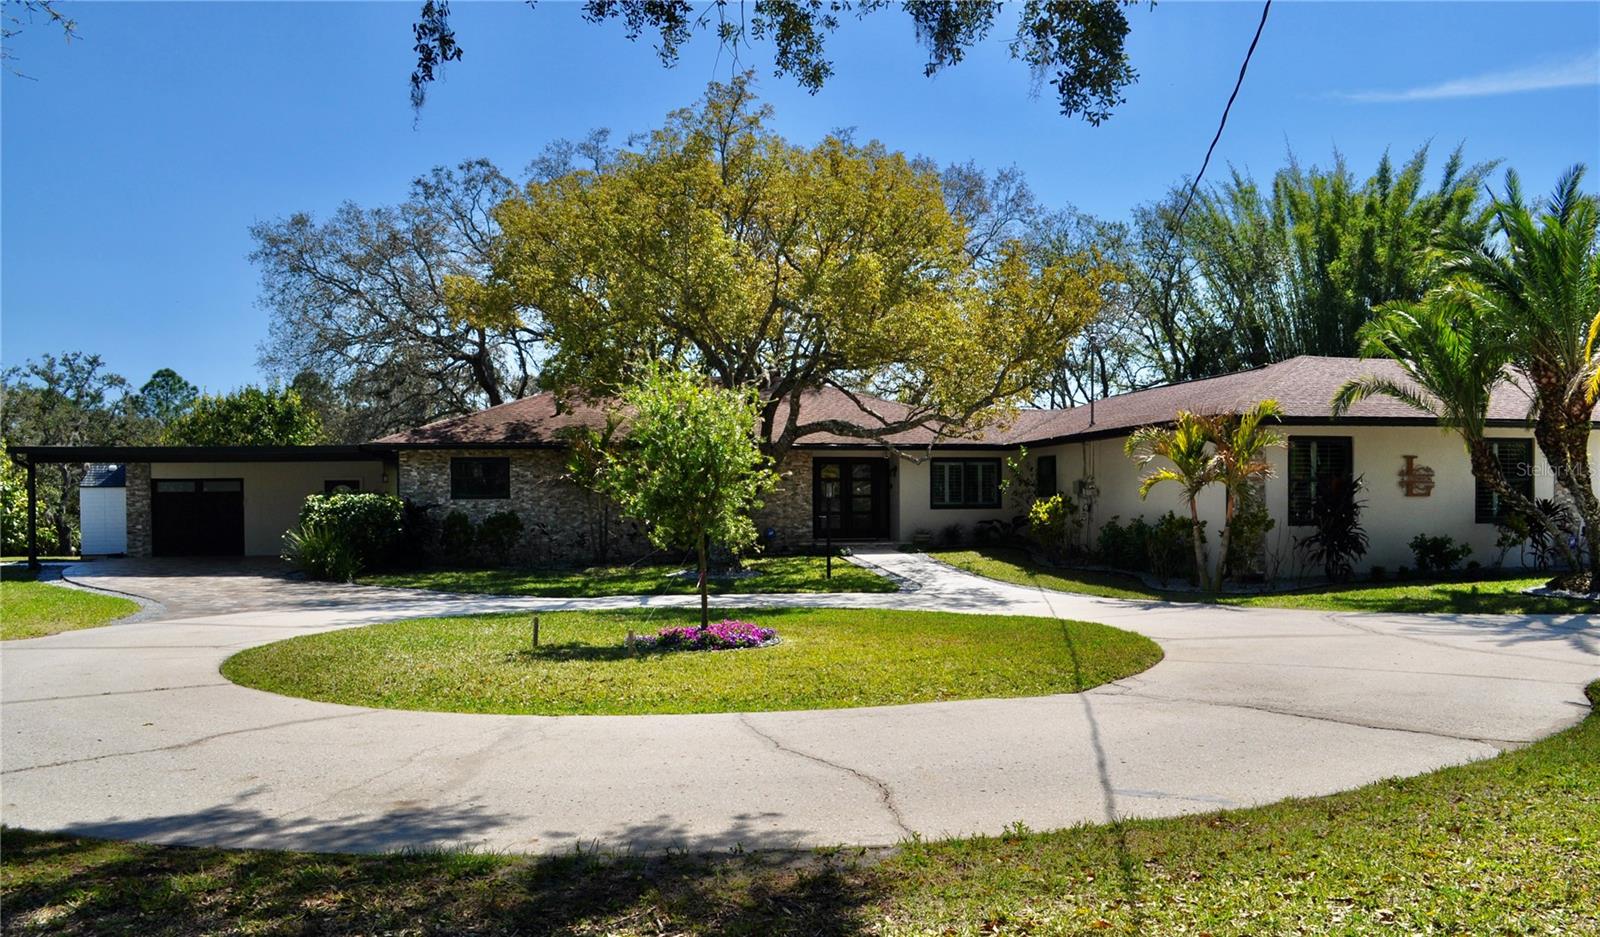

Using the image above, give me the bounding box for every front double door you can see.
[813,459,889,540]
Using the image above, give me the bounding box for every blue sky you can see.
[3,1,1597,393]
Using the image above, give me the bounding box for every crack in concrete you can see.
[1096,685,1523,749]
[737,713,914,839]
[3,710,377,775]
[4,682,233,705]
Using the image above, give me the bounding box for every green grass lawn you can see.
[5,685,1595,935]
[932,547,1598,615]
[0,567,139,640]
[361,554,896,597]
[221,607,1160,715]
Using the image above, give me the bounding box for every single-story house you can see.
[11,355,1598,575]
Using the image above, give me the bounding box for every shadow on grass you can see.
[4,795,886,936]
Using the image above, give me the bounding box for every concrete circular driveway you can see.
[2,551,1595,855]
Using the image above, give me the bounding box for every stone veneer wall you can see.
[399,448,824,564]
[397,449,650,564]
[755,450,815,551]
[125,462,151,557]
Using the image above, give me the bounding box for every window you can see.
[1036,455,1058,498]
[1287,437,1352,526]
[450,457,510,500]
[324,479,361,495]
[930,459,1001,509]
[1476,439,1533,523]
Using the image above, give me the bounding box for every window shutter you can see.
[931,463,947,506]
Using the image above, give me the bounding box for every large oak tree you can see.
[449,76,1109,462]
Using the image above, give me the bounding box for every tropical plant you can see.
[1149,511,1204,585]
[439,509,475,562]
[1126,411,1221,590]
[281,522,359,583]
[1297,474,1369,583]
[1442,167,1600,576]
[1200,400,1285,584]
[1332,297,1578,568]
[599,368,777,626]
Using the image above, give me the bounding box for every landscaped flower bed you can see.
[641,619,777,651]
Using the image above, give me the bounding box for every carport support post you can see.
[26,458,39,571]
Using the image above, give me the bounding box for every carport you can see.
[5,446,393,569]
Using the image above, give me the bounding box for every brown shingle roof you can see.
[370,357,1573,450]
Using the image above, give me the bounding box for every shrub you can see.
[1298,474,1369,583]
[1097,516,1150,572]
[1396,565,1411,580]
[640,619,777,652]
[285,493,404,580]
[1409,533,1473,575]
[1149,511,1203,584]
[974,518,1011,546]
[1223,494,1275,581]
[940,523,966,548]
[1369,565,1386,581]
[1027,493,1074,561]
[476,510,525,562]
[439,510,476,562]
[282,521,359,582]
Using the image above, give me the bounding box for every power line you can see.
[1170,0,1273,234]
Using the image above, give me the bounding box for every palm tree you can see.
[1126,411,1222,590]
[1332,297,1578,567]
[1442,167,1600,575]
[1204,400,1285,583]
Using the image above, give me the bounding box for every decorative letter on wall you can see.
[1398,455,1435,497]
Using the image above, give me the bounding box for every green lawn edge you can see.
[221,606,1162,716]
[359,554,897,597]
[0,569,140,641]
[5,683,1595,935]
[930,546,1598,615]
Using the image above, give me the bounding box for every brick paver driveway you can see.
[2,553,1594,855]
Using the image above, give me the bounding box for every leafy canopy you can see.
[164,386,324,446]
[452,76,1108,458]
[600,368,776,561]
[412,1,1139,125]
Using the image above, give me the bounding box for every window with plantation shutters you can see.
[1286,437,1352,526]
[930,459,1001,508]
[1475,439,1533,523]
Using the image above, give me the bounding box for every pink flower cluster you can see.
[646,619,777,651]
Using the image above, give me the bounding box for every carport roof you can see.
[7,445,381,463]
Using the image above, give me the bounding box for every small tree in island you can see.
[601,369,777,627]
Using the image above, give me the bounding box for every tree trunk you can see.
[1188,497,1210,592]
[1467,437,1578,569]
[696,532,710,627]
[1216,488,1236,589]
[1527,386,1595,573]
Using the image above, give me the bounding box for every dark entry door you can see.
[813,459,889,540]
[152,479,245,556]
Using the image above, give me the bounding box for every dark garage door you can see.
[152,479,245,556]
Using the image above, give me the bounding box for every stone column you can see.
[125,463,152,557]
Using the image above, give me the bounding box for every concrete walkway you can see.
[1,551,1594,855]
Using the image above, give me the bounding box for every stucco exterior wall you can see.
[1040,425,1600,578]
[150,460,387,556]
[893,449,1018,543]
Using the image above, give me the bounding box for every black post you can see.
[26,458,39,572]
[825,530,833,579]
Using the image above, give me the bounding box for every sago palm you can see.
[1126,412,1222,590]
[1442,166,1600,574]
[1333,297,1577,567]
